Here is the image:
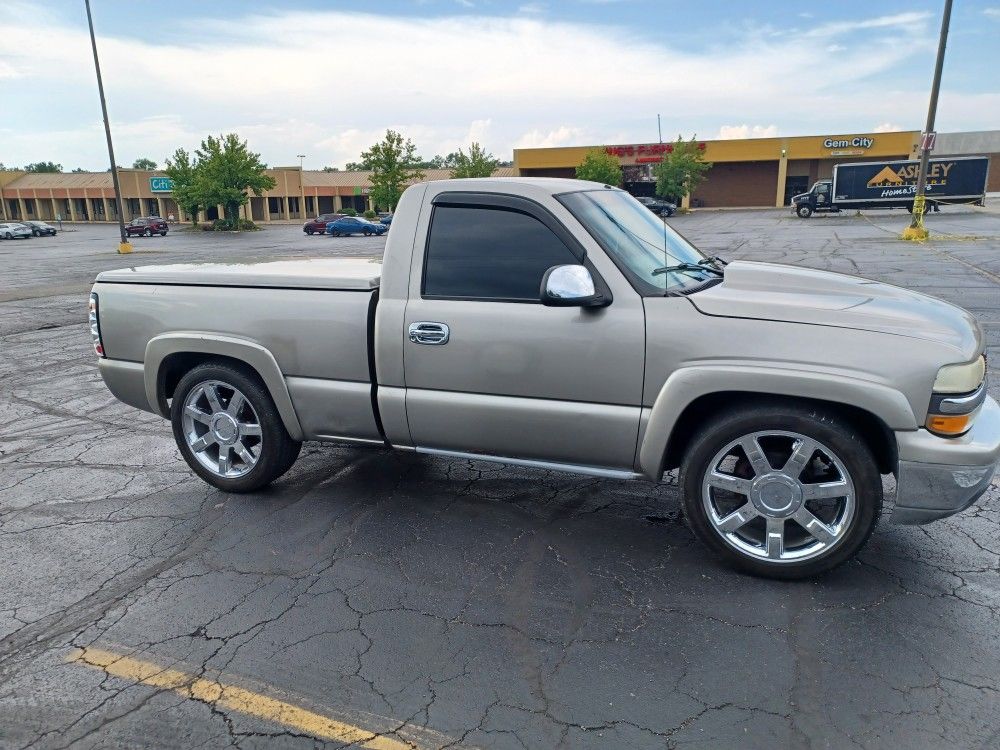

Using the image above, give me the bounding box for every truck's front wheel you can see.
[795,204,813,218]
[680,403,882,579]
[170,362,302,493]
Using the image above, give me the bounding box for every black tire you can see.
[363,229,372,236]
[796,204,813,218]
[160,231,167,236]
[305,228,314,235]
[679,402,882,579]
[170,362,302,493]
[144,228,153,237]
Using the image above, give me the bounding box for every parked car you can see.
[91,178,998,579]
[379,214,393,226]
[303,213,343,235]
[23,220,58,236]
[636,195,677,217]
[326,216,388,236]
[125,217,168,237]
[0,222,32,239]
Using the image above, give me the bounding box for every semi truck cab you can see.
[791,180,835,218]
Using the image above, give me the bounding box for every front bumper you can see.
[892,395,1000,524]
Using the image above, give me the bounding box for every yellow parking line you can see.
[71,647,411,750]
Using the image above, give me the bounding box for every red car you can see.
[125,217,168,237]
[303,213,343,235]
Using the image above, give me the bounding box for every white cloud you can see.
[872,122,904,133]
[716,125,780,140]
[0,3,992,169]
[984,8,1000,18]
[513,126,588,148]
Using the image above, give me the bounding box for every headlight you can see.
[933,356,985,393]
[926,356,986,436]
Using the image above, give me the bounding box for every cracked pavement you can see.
[1,209,999,749]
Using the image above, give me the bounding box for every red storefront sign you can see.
[605,142,706,160]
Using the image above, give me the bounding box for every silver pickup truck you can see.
[90,178,999,578]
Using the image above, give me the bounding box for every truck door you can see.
[813,181,831,208]
[401,191,645,472]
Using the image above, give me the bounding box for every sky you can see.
[1,0,998,171]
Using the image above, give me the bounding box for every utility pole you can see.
[905,0,952,240]
[297,154,305,170]
[85,0,130,253]
[657,114,662,144]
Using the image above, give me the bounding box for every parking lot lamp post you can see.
[84,0,130,253]
[904,0,952,241]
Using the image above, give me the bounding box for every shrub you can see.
[340,207,358,217]
[201,217,260,231]
[363,209,377,220]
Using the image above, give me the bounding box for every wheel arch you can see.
[638,366,914,480]
[145,333,304,441]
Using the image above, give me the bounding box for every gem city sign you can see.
[823,137,875,149]
[149,176,175,193]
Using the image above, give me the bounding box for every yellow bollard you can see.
[118,241,133,254]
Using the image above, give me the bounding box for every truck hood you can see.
[95,257,383,291]
[689,261,982,358]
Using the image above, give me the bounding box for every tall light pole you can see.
[85,0,130,252]
[657,114,662,144]
[297,154,305,170]
[906,0,953,239]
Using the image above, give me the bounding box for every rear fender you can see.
[144,333,304,441]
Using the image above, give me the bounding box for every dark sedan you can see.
[24,221,58,236]
[636,195,677,217]
[326,217,388,236]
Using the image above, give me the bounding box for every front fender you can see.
[144,333,304,441]
[637,365,917,480]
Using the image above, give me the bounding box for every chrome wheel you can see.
[701,430,855,563]
[181,380,262,478]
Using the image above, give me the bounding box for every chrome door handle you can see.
[408,321,450,345]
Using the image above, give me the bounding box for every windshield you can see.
[559,189,715,294]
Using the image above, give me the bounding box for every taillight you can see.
[88,292,104,357]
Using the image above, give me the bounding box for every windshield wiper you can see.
[652,260,724,277]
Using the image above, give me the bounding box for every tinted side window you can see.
[423,206,577,301]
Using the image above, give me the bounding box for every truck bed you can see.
[96,257,383,291]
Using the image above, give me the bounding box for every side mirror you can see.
[540,265,607,307]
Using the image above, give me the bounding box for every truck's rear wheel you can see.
[680,403,882,579]
[796,205,813,218]
[170,362,301,492]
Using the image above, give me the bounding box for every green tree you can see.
[356,130,424,211]
[163,148,203,226]
[132,157,157,170]
[654,136,712,203]
[194,134,276,225]
[450,143,499,179]
[575,149,622,186]
[24,161,63,173]
[71,167,88,173]
[322,166,340,172]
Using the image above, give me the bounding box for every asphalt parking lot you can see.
[2,207,1000,749]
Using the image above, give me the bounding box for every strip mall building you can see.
[514,129,1000,208]
[1,130,996,223]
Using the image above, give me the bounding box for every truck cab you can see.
[791,180,835,218]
